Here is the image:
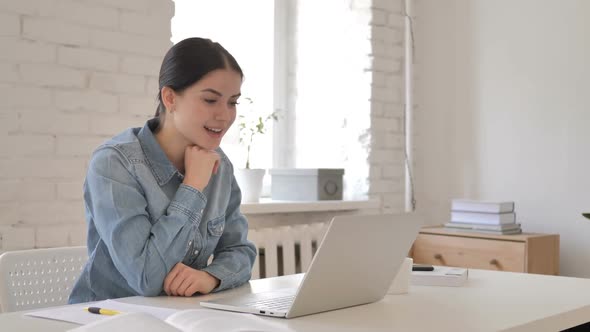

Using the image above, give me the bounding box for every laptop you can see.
[200,213,422,318]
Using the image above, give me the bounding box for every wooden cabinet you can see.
[411,227,560,275]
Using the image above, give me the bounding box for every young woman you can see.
[69,38,256,303]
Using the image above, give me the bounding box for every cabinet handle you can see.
[490,259,499,266]
[434,254,443,260]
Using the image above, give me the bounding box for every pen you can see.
[84,307,122,316]
[412,264,434,272]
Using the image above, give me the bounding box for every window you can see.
[172,0,276,170]
[291,0,371,199]
[172,0,371,199]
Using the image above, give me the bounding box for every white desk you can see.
[1,269,590,331]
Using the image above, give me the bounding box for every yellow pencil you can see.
[84,307,121,316]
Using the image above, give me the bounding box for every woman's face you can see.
[171,68,242,150]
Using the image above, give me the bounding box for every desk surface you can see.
[1,269,589,332]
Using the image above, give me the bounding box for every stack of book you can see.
[445,199,522,235]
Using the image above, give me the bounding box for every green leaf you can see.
[234,97,282,167]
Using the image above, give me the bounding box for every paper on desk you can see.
[411,266,469,287]
[68,312,181,332]
[67,309,295,332]
[25,299,179,325]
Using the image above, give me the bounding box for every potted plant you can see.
[233,97,278,203]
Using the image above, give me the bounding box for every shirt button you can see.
[188,240,192,246]
[200,209,204,214]
[194,250,199,255]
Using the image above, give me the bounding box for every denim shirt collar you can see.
[137,118,183,186]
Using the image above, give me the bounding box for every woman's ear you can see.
[161,86,176,113]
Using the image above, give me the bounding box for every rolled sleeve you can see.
[169,184,208,222]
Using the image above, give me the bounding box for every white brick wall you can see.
[56,136,106,157]
[23,17,91,46]
[0,112,19,133]
[21,111,91,135]
[85,0,148,12]
[57,181,84,200]
[36,224,72,248]
[0,158,88,179]
[2,85,53,107]
[0,13,20,36]
[58,46,119,72]
[20,64,87,88]
[0,0,172,251]
[120,55,161,76]
[89,113,147,136]
[0,0,45,15]
[38,0,119,29]
[368,0,406,213]
[90,30,170,56]
[55,90,119,113]
[120,95,158,116]
[120,12,171,37]
[0,135,55,157]
[0,64,19,83]
[146,78,160,96]
[90,72,146,94]
[0,38,57,63]
[0,226,36,250]
[0,180,55,202]
[0,203,19,226]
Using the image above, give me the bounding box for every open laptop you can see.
[200,213,422,318]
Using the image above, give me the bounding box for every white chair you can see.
[0,246,88,313]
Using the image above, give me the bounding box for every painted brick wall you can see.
[0,0,172,251]
[368,0,406,214]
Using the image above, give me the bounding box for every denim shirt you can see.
[68,119,257,304]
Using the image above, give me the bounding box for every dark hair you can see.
[154,37,244,128]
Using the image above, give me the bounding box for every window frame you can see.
[272,0,294,169]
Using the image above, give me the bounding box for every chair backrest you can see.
[0,246,88,313]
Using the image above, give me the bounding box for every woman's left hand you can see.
[163,262,220,296]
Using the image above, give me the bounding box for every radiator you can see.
[247,222,329,279]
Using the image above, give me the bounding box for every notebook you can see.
[200,213,422,318]
[67,309,292,332]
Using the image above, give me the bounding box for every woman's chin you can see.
[192,140,220,151]
[189,132,224,151]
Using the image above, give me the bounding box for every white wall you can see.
[367,0,407,213]
[0,0,172,250]
[415,0,590,277]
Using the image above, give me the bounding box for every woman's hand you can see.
[163,262,220,296]
[182,145,220,191]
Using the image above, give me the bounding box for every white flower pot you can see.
[234,168,265,203]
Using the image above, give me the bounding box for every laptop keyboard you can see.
[241,295,295,311]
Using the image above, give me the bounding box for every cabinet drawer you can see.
[413,234,526,272]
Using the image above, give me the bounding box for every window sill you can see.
[241,198,380,215]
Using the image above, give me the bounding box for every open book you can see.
[68,308,293,332]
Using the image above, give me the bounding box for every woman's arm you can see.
[201,165,257,291]
[86,147,207,296]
